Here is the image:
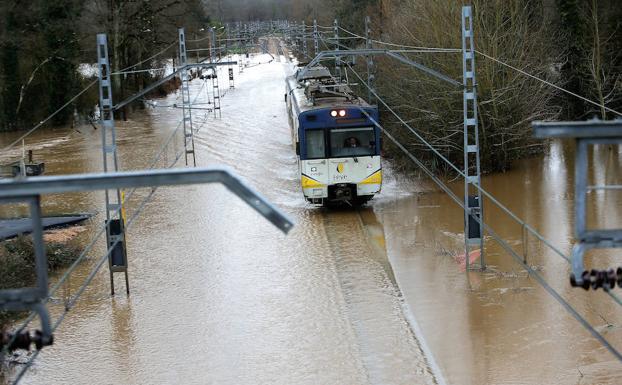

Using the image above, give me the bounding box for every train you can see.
[285,65,382,206]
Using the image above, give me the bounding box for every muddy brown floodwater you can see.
[1,53,621,385]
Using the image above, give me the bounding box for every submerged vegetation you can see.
[0,234,81,330]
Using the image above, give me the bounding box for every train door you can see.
[300,128,328,198]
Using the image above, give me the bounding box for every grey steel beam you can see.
[533,119,622,138]
[533,119,622,285]
[385,51,461,87]
[0,167,294,234]
[297,49,460,87]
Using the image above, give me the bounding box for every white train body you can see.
[285,66,382,205]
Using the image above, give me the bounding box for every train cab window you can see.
[305,129,326,159]
[330,127,376,158]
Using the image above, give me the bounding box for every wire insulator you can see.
[570,267,622,291]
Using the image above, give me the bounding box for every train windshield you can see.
[305,129,326,159]
[330,127,376,158]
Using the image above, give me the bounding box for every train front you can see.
[298,106,382,206]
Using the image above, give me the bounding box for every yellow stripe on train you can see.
[301,175,325,188]
[359,170,382,185]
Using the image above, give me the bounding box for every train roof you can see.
[286,66,373,115]
[296,66,332,81]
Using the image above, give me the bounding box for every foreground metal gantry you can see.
[533,119,622,289]
[461,5,485,270]
[97,34,130,294]
[0,167,293,353]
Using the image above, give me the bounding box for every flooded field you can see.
[1,52,621,384]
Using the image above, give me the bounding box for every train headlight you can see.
[330,110,338,117]
[338,109,346,117]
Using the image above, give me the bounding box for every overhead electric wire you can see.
[336,25,362,38]
[320,37,352,52]
[111,67,169,76]
[345,63,622,361]
[187,34,211,43]
[337,25,462,52]
[2,41,177,154]
[475,49,622,118]
[119,41,176,73]
[1,80,98,153]
[372,39,462,53]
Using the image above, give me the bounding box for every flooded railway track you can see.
[321,208,439,385]
[2,47,622,385]
[1,54,439,385]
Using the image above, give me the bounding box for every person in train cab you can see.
[345,137,360,148]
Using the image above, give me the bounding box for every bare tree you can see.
[373,0,561,172]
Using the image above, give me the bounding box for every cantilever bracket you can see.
[297,49,461,87]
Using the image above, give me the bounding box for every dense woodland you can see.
[0,0,207,131]
[1,0,621,171]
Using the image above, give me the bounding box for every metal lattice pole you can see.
[226,23,234,89]
[212,69,221,118]
[334,19,341,81]
[178,28,197,167]
[365,16,375,105]
[96,34,130,294]
[461,6,485,271]
[313,20,319,57]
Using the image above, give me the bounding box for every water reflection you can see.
[375,144,622,385]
